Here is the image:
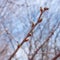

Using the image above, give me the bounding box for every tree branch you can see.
[30,21,60,60]
[8,7,48,60]
[52,53,60,60]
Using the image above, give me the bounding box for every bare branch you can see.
[52,53,60,60]
[8,7,48,60]
[30,21,60,60]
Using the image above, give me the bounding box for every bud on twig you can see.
[25,38,29,42]
[18,44,20,48]
[40,7,44,13]
[32,22,35,27]
[28,33,32,36]
[44,7,49,11]
[38,18,42,23]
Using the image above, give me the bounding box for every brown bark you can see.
[8,7,47,60]
[30,21,60,60]
[52,53,60,60]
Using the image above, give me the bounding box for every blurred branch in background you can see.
[52,53,60,60]
[8,7,49,60]
[0,0,60,60]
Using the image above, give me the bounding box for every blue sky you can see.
[0,0,60,60]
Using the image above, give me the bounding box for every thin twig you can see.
[8,7,48,60]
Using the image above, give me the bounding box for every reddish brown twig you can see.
[52,53,60,60]
[30,21,60,60]
[8,7,49,60]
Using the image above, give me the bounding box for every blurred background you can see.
[0,0,60,60]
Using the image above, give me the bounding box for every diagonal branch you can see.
[30,21,60,60]
[8,7,49,60]
[52,53,60,60]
